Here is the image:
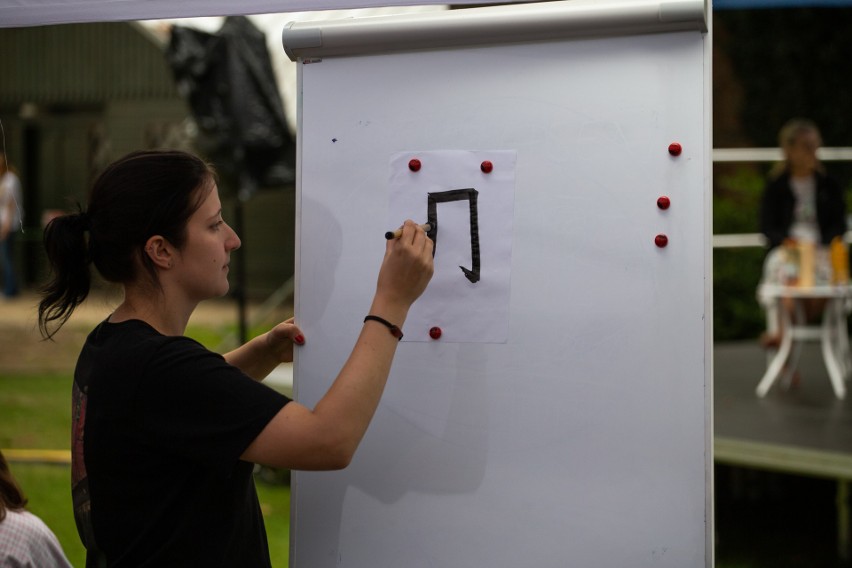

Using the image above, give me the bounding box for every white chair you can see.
[757,284,852,399]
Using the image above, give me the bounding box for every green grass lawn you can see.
[0,373,73,449]
[11,462,291,568]
[2,361,839,566]
[1,370,291,567]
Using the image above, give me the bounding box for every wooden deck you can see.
[714,340,852,562]
[715,341,852,476]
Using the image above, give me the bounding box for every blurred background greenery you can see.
[713,167,766,342]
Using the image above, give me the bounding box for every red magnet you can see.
[655,234,669,248]
[480,160,493,173]
[657,196,671,210]
[409,158,422,172]
[668,143,682,157]
[429,326,442,340]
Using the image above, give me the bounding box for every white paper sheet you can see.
[388,150,516,343]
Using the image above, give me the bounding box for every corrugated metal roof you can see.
[0,22,179,105]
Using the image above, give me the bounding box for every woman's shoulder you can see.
[87,318,162,344]
[77,319,216,386]
[1,508,46,530]
[83,319,207,363]
[0,509,58,543]
[0,510,72,567]
[90,318,196,342]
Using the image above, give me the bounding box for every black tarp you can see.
[165,17,296,342]
[165,15,295,198]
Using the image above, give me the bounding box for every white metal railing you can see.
[713,147,852,162]
[712,233,766,249]
[712,147,852,249]
[713,232,852,249]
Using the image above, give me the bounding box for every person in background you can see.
[0,449,74,567]
[37,149,434,567]
[758,118,847,348]
[0,151,23,298]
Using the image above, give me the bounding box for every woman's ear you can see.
[144,236,175,269]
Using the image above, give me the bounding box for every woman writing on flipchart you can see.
[37,150,434,567]
[758,118,846,349]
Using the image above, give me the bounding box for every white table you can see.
[756,284,852,399]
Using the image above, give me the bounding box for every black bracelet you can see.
[364,315,403,340]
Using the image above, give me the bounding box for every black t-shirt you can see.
[71,319,290,567]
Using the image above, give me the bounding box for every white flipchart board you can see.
[283,1,712,566]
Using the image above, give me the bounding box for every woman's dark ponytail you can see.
[38,210,93,339]
[36,150,214,339]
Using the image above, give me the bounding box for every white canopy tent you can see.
[0,0,529,28]
[0,1,528,134]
